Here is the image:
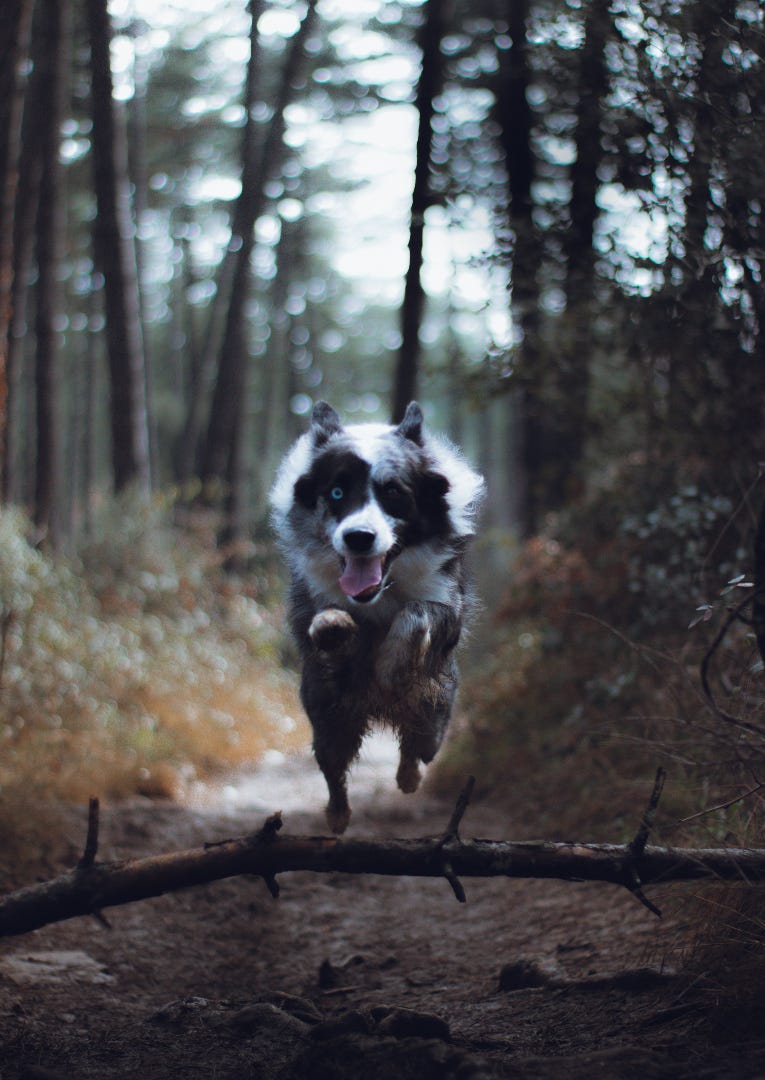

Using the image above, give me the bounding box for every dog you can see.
[270,400,485,833]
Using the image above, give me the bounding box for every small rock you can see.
[224,1002,309,1039]
[148,996,212,1025]
[318,957,341,988]
[263,991,323,1024]
[498,959,552,992]
[310,1010,371,1041]
[373,1005,450,1041]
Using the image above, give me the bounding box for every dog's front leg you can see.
[376,602,461,795]
[303,608,365,834]
[376,601,460,687]
[308,607,358,658]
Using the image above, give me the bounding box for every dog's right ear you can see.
[310,401,342,446]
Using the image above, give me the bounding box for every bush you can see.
[0,499,306,876]
[433,462,765,845]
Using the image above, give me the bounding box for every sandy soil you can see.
[1,733,763,1079]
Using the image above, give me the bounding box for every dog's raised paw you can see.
[309,609,358,653]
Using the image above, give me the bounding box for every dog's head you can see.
[271,401,485,607]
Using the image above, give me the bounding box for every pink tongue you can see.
[339,555,384,598]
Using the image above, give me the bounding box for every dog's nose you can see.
[343,529,376,554]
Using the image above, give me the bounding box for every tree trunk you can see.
[128,46,158,489]
[200,0,318,511]
[552,0,610,504]
[86,0,151,496]
[0,0,35,501]
[33,0,71,544]
[494,0,541,534]
[392,0,449,423]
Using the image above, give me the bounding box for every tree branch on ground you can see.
[3,776,765,939]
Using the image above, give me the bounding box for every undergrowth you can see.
[433,461,765,1020]
[435,460,765,849]
[0,497,307,879]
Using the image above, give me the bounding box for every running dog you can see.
[270,401,485,833]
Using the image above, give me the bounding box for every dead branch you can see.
[4,802,765,938]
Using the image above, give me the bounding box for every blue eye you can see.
[330,486,344,501]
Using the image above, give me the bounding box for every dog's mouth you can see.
[338,550,395,603]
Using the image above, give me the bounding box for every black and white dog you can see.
[270,401,485,833]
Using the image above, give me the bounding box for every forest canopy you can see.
[0,0,762,550]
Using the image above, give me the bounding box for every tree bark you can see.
[754,497,765,665]
[392,0,449,423]
[86,0,151,496]
[552,0,610,505]
[0,0,35,500]
[494,0,541,534]
[3,810,765,940]
[33,0,71,543]
[199,0,317,494]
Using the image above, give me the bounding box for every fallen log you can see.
[1,776,765,938]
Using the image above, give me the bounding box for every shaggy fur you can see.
[270,401,485,833]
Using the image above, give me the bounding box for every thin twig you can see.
[630,768,667,859]
[699,594,765,737]
[678,781,765,825]
[435,777,475,904]
[626,769,668,919]
[255,812,282,897]
[78,796,100,870]
[442,775,475,843]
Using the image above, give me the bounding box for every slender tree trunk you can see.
[128,47,159,489]
[200,0,318,500]
[494,0,541,534]
[552,0,610,506]
[0,0,35,501]
[86,0,150,496]
[33,0,71,544]
[392,0,449,423]
[179,0,266,487]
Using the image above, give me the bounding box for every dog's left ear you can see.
[396,401,424,446]
[311,401,342,446]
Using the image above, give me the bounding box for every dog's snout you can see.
[343,529,376,554]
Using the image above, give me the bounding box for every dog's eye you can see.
[329,486,344,501]
[378,481,409,516]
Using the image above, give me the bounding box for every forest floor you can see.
[1,733,764,1080]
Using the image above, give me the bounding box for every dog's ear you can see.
[310,401,342,446]
[396,401,424,446]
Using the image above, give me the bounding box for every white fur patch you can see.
[270,418,485,540]
[269,432,313,527]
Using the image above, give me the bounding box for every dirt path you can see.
[0,736,763,1079]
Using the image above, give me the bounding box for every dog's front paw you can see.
[326,800,351,834]
[309,608,358,653]
[376,610,431,687]
[396,755,422,794]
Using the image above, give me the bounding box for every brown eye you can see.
[379,481,409,517]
